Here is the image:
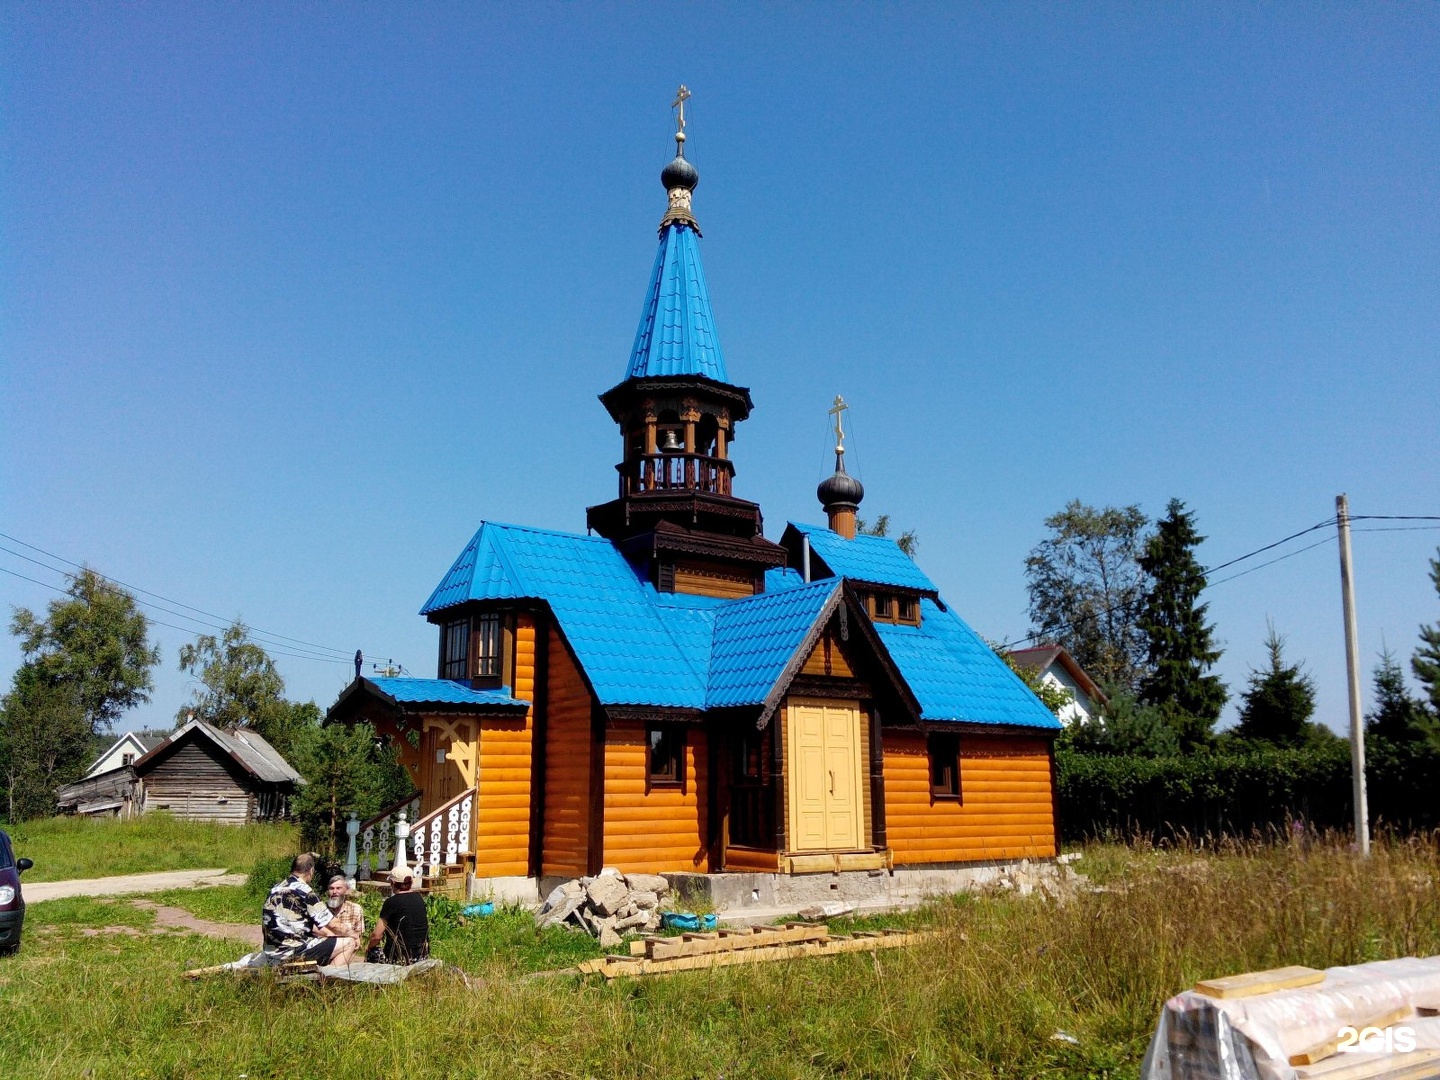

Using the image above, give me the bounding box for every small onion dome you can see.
[818,464,865,510]
[661,150,699,192]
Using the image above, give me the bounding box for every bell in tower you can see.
[586,88,787,598]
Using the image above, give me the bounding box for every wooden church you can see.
[329,95,1060,893]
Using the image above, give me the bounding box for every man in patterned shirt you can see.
[261,853,358,967]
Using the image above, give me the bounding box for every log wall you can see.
[882,732,1057,863]
[142,742,258,824]
[474,614,537,876]
[601,720,709,874]
[541,627,592,877]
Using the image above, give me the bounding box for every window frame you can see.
[646,724,686,791]
[441,619,470,681]
[474,612,503,679]
[927,731,961,801]
[121,752,135,766]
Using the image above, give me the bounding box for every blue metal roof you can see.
[786,522,938,593]
[625,223,729,382]
[421,522,711,708]
[708,580,839,708]
[873,601,1060,729]
[367,677,529,710]
[420,521,1055,728]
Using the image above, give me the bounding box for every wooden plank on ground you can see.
[1289,1006,1412,1066]
[1194,965,1325,999]
[647,924,827,961]
[578,930,931,979]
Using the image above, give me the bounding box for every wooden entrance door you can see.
[787,698,864,852]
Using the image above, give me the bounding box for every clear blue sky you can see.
[2,4,1437,736]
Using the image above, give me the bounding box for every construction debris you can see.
[534,869,673,943]
[578,922,930,979]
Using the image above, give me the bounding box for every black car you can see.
[0,828,34,955]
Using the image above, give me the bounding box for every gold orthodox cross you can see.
[829,395,849,453]
[672,85,691,133]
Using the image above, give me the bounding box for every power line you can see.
[1201,517,1337,576]
[1206,534,1336,587]
[1351,515,1440,522]
[0,560,358,668]
[0,529,378,660]
[0,545,355,665]
[1351,525,1440,533]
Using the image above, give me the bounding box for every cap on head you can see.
[389,865,414,885]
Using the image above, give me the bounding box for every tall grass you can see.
[5,814,298,882]
[4,835,1439,1078]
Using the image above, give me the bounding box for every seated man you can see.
[262,853,357,967]
[366,865,429,964]
[324,874,365,943]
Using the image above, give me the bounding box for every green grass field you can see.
[4,814,298,881]
[4,832,1439,1078]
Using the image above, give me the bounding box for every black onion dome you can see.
[818,468,865,509]
[661,152,699,192]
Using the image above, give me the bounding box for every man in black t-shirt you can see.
[367,865,429,964]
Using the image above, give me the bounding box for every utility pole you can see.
[1336,494,1369,856]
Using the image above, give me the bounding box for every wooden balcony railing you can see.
[619,453,734,498]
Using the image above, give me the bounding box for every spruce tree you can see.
[1412,548,1440,716]
[1366,648,1435,743]
[1137,499,1227,746]
[1234,624,1317,746]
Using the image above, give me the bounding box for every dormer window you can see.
[860,590,921,627]
[440,612,507,685]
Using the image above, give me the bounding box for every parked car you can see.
[0,828,34,955]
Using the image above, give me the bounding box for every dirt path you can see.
[24,868,245,903]
[129,899,261,946]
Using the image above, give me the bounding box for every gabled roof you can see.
[875,601,1060,729]
[134,720,304,786]
[624,222,729,383]
[707,579,840,711]
[84,730,166,777]
[783,522,938,593]
[1007,645,1108,706]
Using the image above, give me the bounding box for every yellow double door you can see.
[787,698,865,852]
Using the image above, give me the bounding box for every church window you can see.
[474,613,502,678]
[647,725,685,788]
[928,732,961,800]
[441,619,469,680]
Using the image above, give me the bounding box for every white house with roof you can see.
[1006,645,1108,726]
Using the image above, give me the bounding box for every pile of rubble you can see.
[534,869,673,948]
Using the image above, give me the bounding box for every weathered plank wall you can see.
[541,627,591,878]
[142,743,255,824]
[601,721,708,874]
[883,732,1056,862]
[474,613,536,876]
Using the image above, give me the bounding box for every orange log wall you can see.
[601,721,709,874]
[883,732,1057,863]
[541,628,592,878]
[474,614,536,877]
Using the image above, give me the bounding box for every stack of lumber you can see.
[1143,958,1440,1080]
[576,922,929,979]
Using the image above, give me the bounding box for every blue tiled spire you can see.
[625,222,729,383]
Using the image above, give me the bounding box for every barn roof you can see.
[418,520,1059,730]
[134,720,304,786]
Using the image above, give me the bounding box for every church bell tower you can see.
[586,88,787,598]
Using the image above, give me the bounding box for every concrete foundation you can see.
[471,856,1078,921]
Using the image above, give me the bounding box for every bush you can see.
[1057,739,1440,841]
